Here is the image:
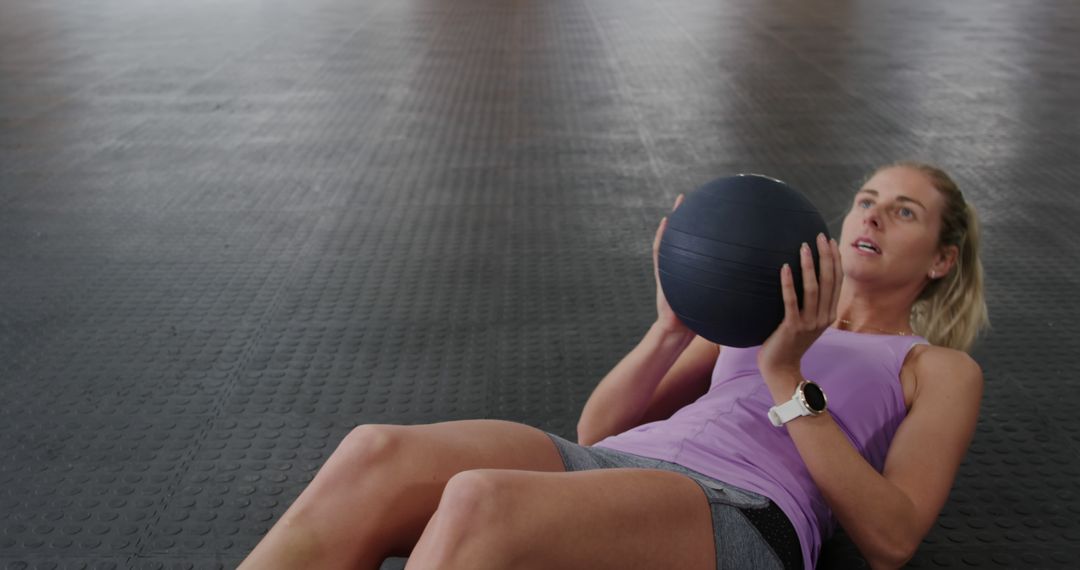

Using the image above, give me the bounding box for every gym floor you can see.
[2,0,1078,568]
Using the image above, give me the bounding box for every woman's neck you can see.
[835,281,919,336]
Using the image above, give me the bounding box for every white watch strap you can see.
[768,397,808,427]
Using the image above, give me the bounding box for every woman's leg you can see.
[402,467,718,570]
[237,419,566,570]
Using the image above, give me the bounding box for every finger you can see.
[654,216,665,253]
[830,238,842,319]
[800,242,818,322]
[816,234,833,325]
[780,263,798,324]
[653,217,666,281]
[674,193,684,211]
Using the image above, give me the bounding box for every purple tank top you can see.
[593,327,929,570]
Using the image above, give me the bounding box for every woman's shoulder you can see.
[906,344,984,404]
[906,343,980,372]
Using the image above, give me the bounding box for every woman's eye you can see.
[857,199,915,219]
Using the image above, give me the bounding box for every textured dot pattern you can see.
[738,502,803,570]
[2,0,1080,569]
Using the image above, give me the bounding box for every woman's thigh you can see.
[419,466,715,570]
[541,431,785,570]
[343,419,566,556]
[374,419,568,475]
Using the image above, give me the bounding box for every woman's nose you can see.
[863,210,882,229]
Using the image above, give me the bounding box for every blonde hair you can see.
[869,161,991,353]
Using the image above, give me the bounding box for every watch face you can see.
[803,382,827,412]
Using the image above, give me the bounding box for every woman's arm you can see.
[578,195,704,446]
[763,347,984,569]
[577,322,695,446]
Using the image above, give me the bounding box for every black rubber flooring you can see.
[2,0,1079,568]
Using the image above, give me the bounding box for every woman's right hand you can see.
[653,193,693,336]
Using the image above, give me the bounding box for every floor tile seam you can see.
[3,15,289,135]
[4,0,391,212]
[0,9,166,127]
[509,0,522,151]
[124,215,328,562]
[334,3,524,207]
[684,4,952,139]
[574,0,679,200]
[624,0,759,113]
[6,0,402,128]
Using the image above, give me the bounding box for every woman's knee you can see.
[437,471,515,529]
[419,472,522,560]
[327,424,409,474]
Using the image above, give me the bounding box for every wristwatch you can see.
[768,380,828,427]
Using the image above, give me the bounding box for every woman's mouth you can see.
[852,243,881,256]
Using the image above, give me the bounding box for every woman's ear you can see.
[931,244,959,278]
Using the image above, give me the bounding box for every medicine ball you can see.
[657,174,830,348]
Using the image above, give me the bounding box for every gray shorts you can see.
[543,431,789,570]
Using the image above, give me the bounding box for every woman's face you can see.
[838,166,947,287]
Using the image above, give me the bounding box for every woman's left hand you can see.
[757,233,843,377]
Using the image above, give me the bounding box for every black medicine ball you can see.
[657,174,830,348]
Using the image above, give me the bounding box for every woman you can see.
[239,161,989,570]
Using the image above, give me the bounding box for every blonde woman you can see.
[240,161,989,569]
